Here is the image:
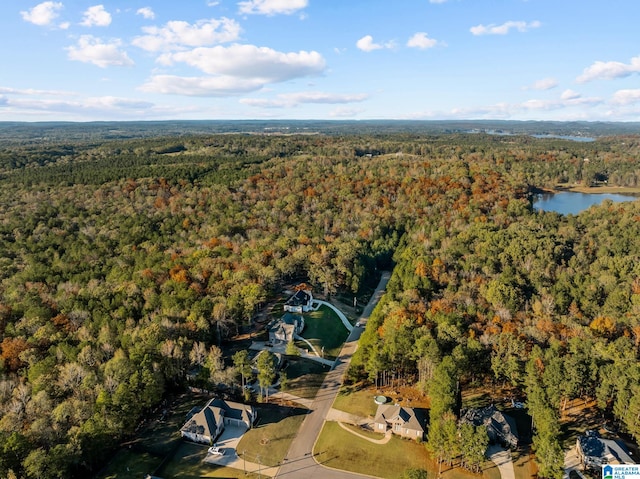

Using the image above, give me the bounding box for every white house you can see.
[284,289,313,313]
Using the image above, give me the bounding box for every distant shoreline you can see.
[548,184,640,195]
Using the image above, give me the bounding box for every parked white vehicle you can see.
[208,446,224,456]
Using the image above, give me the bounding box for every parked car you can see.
[208,446,224,456]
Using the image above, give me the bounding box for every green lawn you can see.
[513,449,535,479]
[301,305,349,359]
[332,383,379,418]
[315,422,495,479]
[281,358,329,399]
[340,422,386,440]
[236,403,307,467]
[314,421,431,478]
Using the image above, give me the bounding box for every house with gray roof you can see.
[460,405,518,449]
[374,404,426,440]
[577,430,634,470]
[180,398,256,445]
[268,313,304,344]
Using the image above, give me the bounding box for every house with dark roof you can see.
[577,430,634,470]
[284,289,313,313]
[268,313,304,343]
[460,405,518,449]
[374,404,426,440]
[180,398,256,445]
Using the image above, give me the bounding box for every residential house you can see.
[268,313,304,343]
[284,289,314,313]
[577,430,634,470]
[180,398,256,445]
[374,404,426,440]
[460,405,518,449]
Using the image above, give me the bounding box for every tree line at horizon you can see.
[0,131,639,478]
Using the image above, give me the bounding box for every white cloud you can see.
[207,1,220,6]
[0,86,72,96]
[132,18,241,52]
[407,32,438,50]
[21,1,63,26]
[560,89,581,101]
[576,55,640,83]
[136,7,155,20]
[81,5,112,27]
[429,0,449,3]
[470,20,541,36]
[142,44,325,97]
[356,35,384,52]
[238,0,308,15]
[140,75,264,96]
[524,77,558,91]
[159,44,325,81]
[66,35,134,68]
[612,89,640,105]
[240,91,369,108]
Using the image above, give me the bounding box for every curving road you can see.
[275,272,391,479]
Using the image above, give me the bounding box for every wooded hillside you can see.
[0,128,639,478]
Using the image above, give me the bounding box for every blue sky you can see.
[1,0,639,121]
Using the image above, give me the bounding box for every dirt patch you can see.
[374,385,431,408]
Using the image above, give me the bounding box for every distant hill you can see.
[1,119,639,143]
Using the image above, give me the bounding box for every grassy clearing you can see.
[97,392,210,478]
[301,305,349,358]
[462,390,494,409]
[332,384,378,418]
[236,403,307,467]
[483,460,502,479]
[97,450,163,479]
[157,442,262,479]
[513,449,536,479]
[281,358,329,399]
[556,184,640,195]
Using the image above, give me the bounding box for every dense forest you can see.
[0,124,640,478]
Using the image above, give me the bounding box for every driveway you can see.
[563,445,587,479]
[487,445,515,479]
[203,424,281,476]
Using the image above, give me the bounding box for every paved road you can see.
[275,272,391,479]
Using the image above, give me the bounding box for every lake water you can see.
[534,192,638,215]
[530,134,595,142]
[477,130,596,142]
